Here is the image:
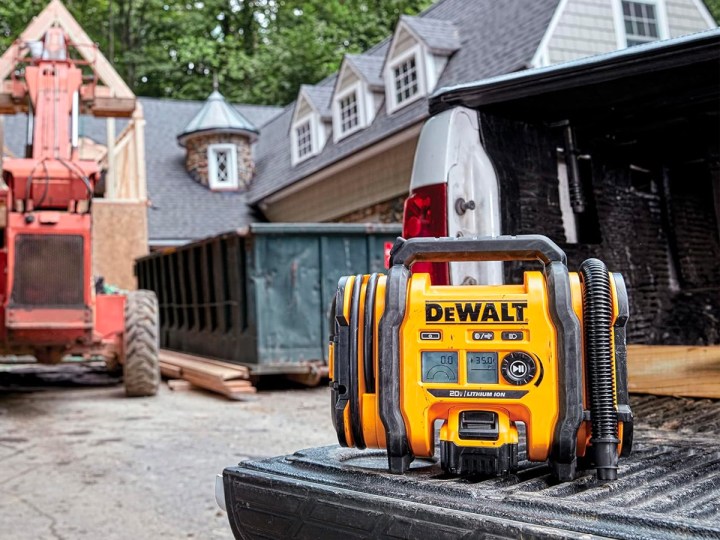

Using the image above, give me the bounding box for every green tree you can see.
[1,0,432,104]
[705,0,720,21]
[249,0,433,104]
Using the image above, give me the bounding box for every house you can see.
[1,0,715,256]
[2,96,281,248]
[247,0,716,224]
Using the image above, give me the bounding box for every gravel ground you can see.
[0,374,335,539]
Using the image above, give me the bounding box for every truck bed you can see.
[222,395,720,539]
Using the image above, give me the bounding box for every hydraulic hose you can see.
[580,258,619,481]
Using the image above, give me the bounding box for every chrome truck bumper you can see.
[215,473,227,512]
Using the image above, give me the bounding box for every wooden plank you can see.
[158,348,256,400]
[92,97,136,118]
[181,372,255,400]
[134,103,147,203]
[159,361,182,379]
[627,345,720,399]
[159,356,248,381]
[0,0,134,99]
[159,349,250,378]
[167,379,192,391]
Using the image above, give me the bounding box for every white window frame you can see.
[612,0,669,49]
[385,44,426,114]
[207,143,238,190]
[332,82,366,142]
[291,116,317,165]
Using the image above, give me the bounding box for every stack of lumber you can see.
[159,349,256,400]
[627,345,720,399]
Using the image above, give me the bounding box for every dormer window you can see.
[383,16,460,115]
[295,120,313,159]
[208,143,238,190]
[339,91,359,133]
[392,54,420,106]
[291,85,332,165]
[331,55,384,143]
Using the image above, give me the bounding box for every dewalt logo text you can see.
[425,301,527,324]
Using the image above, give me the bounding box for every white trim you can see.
[530,0,570,68]
[612,0,628,48]
[612,0,670,48]
[387,18,424,60]
[332,82,365,143]
[655,0,671,39]
[207,143,238,190]
[291,87,331,166]
[385,44,427,115]
[291,116,316,166]
[690,0,718,28]
[292,88,317,124]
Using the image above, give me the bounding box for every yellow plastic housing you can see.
[332,269,623,464]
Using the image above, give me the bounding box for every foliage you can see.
[4,0,715,105]
[0,0,432,105]
[705,0,720,22]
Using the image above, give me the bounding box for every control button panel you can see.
[501,352,537,385]
[501,331,524,341]
[471,331,494,341]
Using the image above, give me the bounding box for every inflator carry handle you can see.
[389,234,567,268]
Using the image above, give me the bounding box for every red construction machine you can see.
[0,28,159,396]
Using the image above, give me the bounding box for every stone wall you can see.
[184,133,254,189]
[337,195,406,224]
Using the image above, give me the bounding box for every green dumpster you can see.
[136,223,400,374]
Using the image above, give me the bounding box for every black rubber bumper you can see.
[222,429,720,540]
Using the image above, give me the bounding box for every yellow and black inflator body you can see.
[329,235,633,481]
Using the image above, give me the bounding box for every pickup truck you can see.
[218,30,720,539]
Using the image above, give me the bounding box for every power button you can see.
[501,352,537,385]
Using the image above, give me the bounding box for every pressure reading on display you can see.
[467,352,499,384]
[421,351,458,383]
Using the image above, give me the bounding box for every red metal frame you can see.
[0,28,125,363]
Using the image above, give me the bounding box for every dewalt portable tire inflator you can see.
[329,235,633,481]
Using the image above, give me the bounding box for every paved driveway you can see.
[0,373,335,539]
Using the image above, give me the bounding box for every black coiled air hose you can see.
[580,258,620,481]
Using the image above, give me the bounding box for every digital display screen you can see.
[467,352,499,384]
[421,351,458,383]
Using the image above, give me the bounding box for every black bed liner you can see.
[222,396,720,539]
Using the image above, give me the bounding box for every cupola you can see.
[177,88,258,190]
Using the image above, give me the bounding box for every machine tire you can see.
[123,290,160,397]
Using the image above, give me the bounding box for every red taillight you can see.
[401,183,449,285]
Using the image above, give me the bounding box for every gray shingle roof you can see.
[1,97,282,245]
[401,15,461,55]
[2,0,561,242]
[346,54,385,90]
[298,84,334,120]
[249,0,561,205]
[177,90,259,145]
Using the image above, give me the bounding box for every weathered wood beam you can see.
[0,0,134,100]
[627,345,720,399]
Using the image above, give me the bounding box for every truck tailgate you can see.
[222,395,720,539]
